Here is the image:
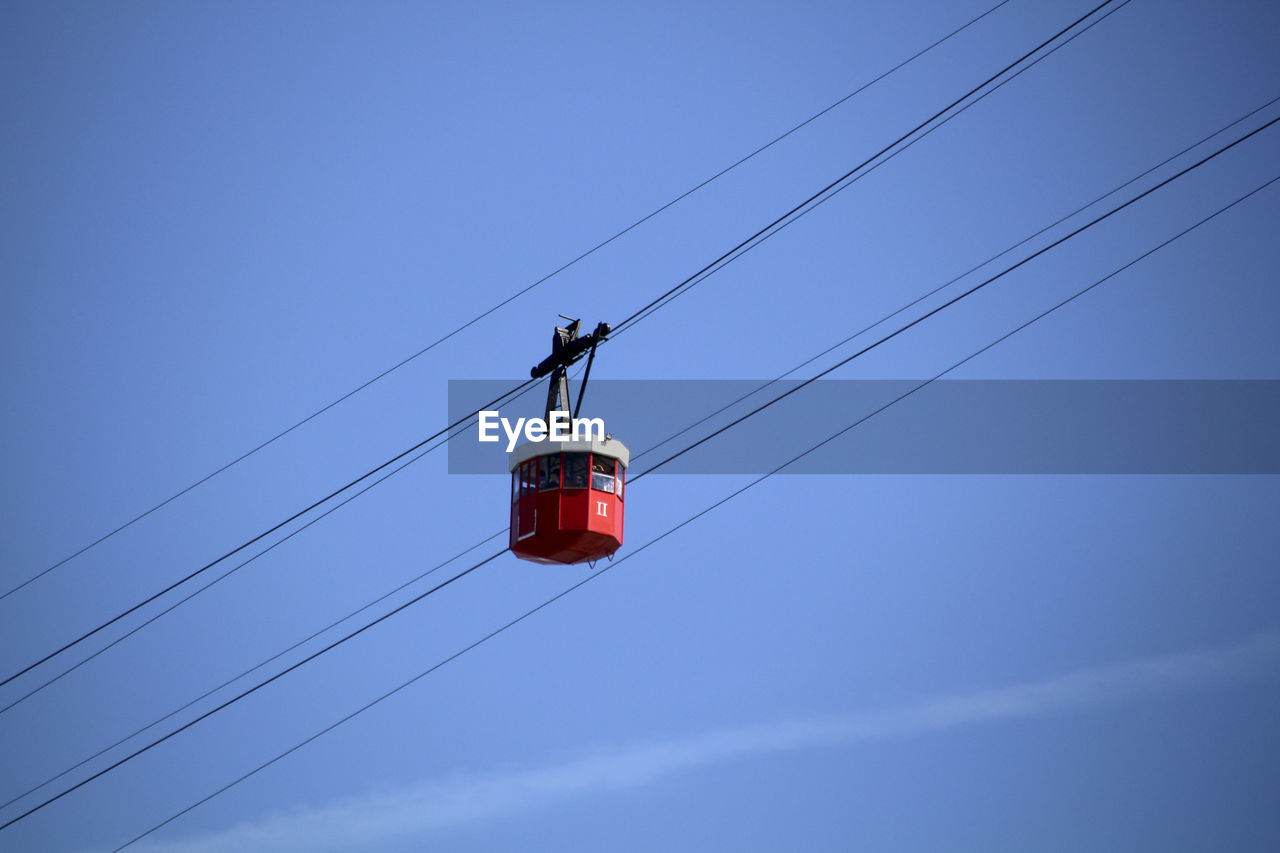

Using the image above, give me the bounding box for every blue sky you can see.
[2,1,1278,850]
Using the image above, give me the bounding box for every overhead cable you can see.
[0,355,585,714]
[17,50,1274,814]
[611,0,1135,335]
[0,378,537,691]
[7,95,1274,839]
[631,91,1280,465]
[610,0,1124,335]
[0,0,1016,604]
[630,112,1280,481]
[107,169,1280,852]
[0,0,1106,690]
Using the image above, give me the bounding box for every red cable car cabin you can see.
[509,437,629,565]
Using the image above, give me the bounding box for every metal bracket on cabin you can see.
[530,318,610,423]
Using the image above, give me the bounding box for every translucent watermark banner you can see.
[447,380,1280,475]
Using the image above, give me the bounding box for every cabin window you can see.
[562,453,590,489]
[516,460,537,539]
[539,453,561,491]
[514,461,535,504]
[591,455,616,493]
[616,460,625,501]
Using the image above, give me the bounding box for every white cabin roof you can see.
[508,436,631,472]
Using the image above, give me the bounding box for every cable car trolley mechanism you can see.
[509,318,628,565]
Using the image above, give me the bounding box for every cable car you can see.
[509,319,628,565]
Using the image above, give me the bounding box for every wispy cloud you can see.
[129,632,1280,853]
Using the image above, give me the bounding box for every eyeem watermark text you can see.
[478,411,606,452]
